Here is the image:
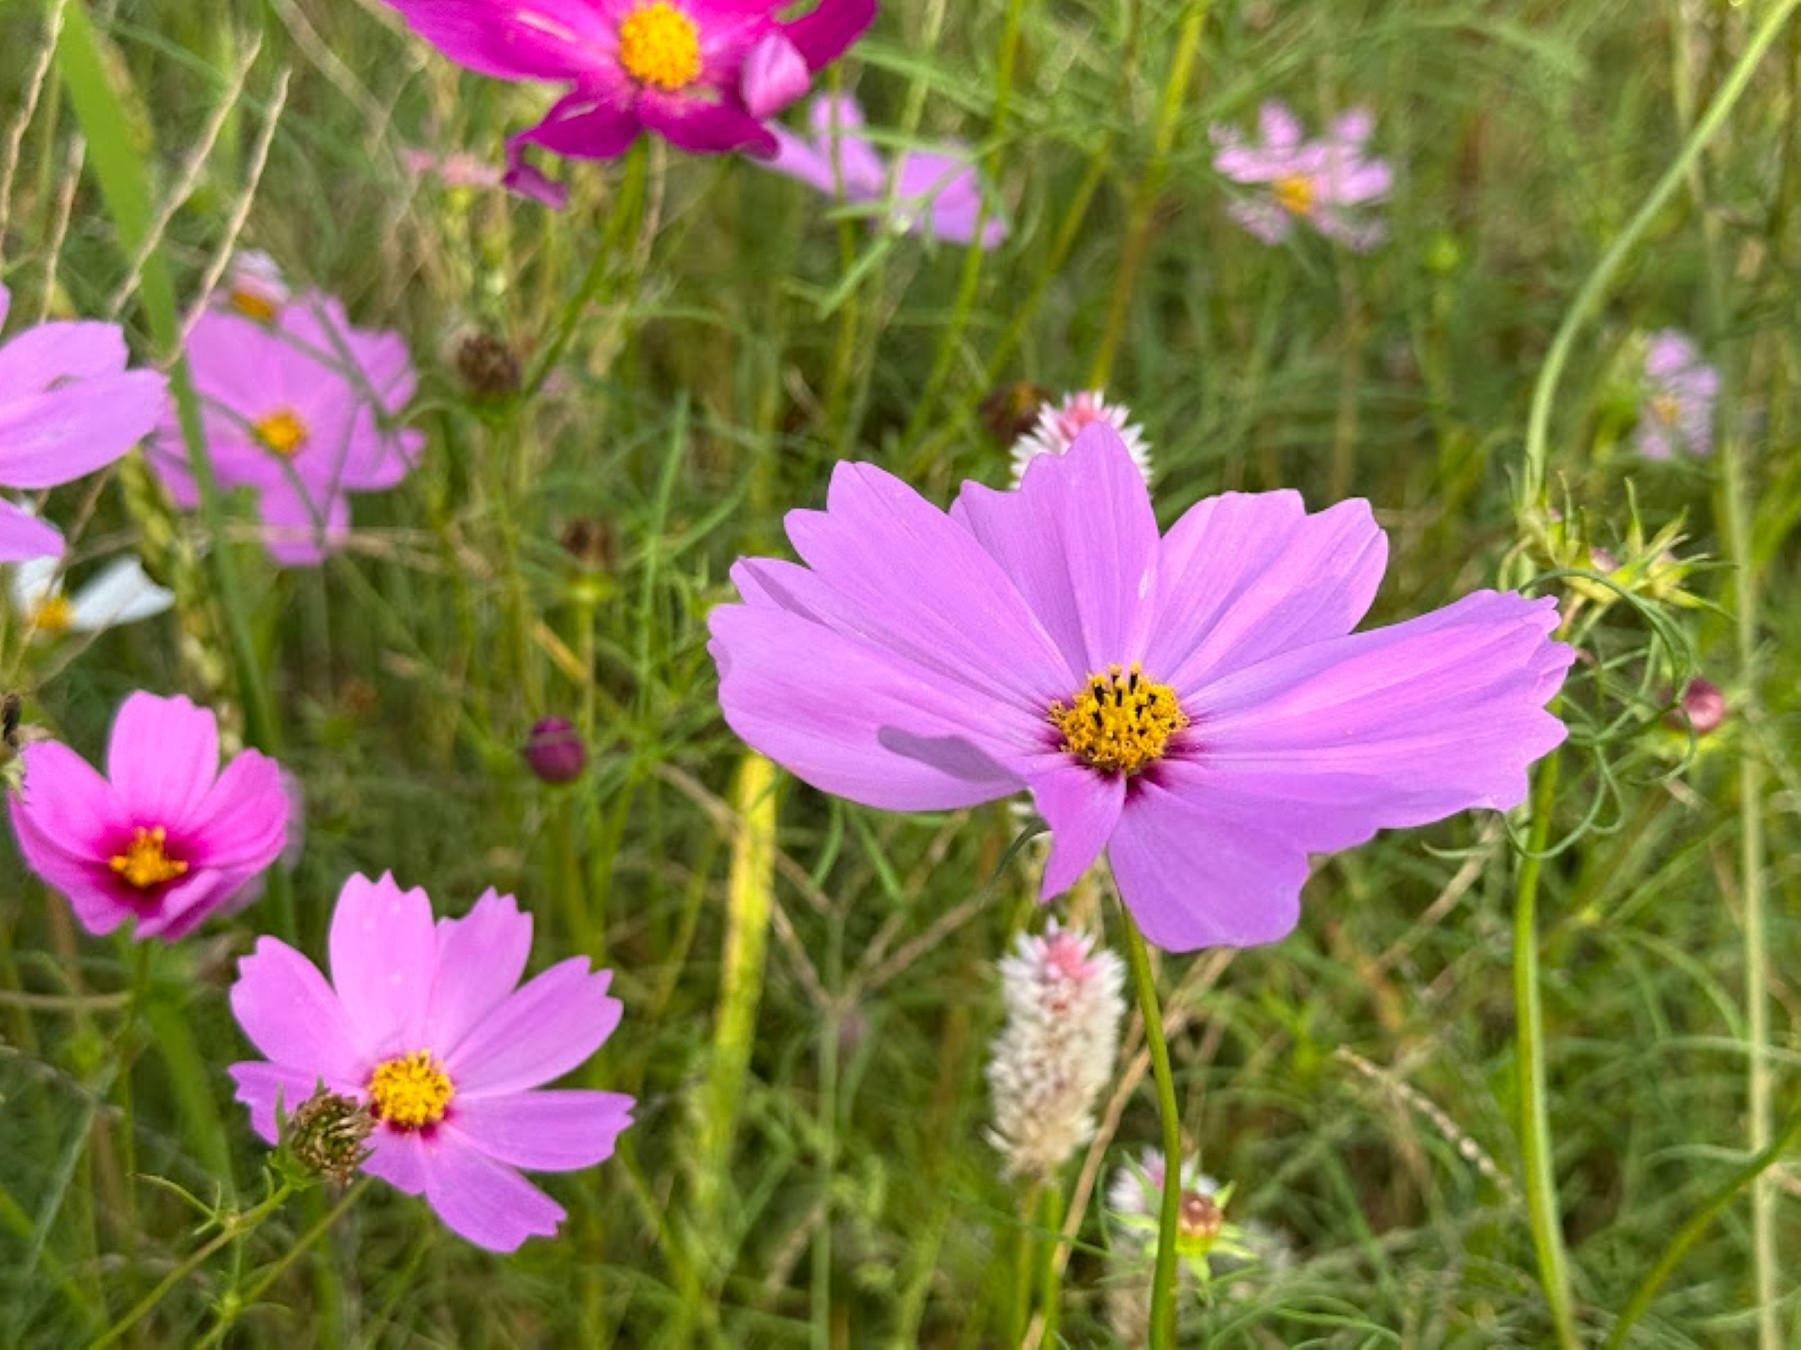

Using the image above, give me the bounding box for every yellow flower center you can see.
[1274,174,1315,215]
[31,595,72,633]
[618,2,702,90]
[1049,663,1188,775]
[229,288,278,322]
[253,408,309,456]
[108,825,188,890]
[1650,392,1682,425]
[367,1049,454,1130]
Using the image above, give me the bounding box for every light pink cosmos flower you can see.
[0,283,167,562]
[764,95,1005,247]
[402,146,506,190]
[7,693,287,941]
[710,426,1572,952]
[228,873,634,1252]
[1212,101,1391,251]
[148,292,422,566]
[383,0,877,208]
[1636,329,1718,459]
[1011,389,1151,486]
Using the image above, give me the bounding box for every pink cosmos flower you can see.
[1212,101,1391,251]
[1011,389,1151,486]
[0,283,168,562]
[7,693,287,941]
[148,291,422,565]
[402,146,506,189]
[764,95,1005,247]
[383,0,877,208]
[709,426,1572,952]
[228,873,634,1252]
[1636,329,1718,459]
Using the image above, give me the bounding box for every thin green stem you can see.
[1512,741,1578,1349]
[1119,899,1181,1350]
[1035,1180,1065,1346]
[196,1179,369,1349]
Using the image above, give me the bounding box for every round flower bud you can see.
[524,716,586,783]
[1666,677,1725,736]
[455,331,521,400]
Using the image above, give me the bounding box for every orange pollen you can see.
[1274,174,1315,215]
[253,408,309,456]
[229,289,279,322]
[108,825,188,890]
[617,2,702,90]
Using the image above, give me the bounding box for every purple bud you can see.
[1665,677,1726,736]
[524,717,586,783]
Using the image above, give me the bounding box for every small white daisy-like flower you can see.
[1010,389,1153,486]
[986,922,1126,1179]
[219,250,289,321]
[9,551,173,637]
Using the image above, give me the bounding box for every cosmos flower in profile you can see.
[1212,101,1391,251]
[382,0,877,207]
[0,283,167,563]
[709,426,1571,952]
[1635,329,1717,459]
[148,292,422,565]
[217,250,289,322]
[7,693,288,941]
[1011,389,1151,486]
[765,94,1005,247]
[229,873,634,1252]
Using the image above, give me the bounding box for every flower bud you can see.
[455,330,521,400]
[1665,677,1725,736]
[979,382,1052,445]
[524,716,586,784]
[560,517,616,574]
[286,1088,374,1186]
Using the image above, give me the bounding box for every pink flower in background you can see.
[710,426,1572,952]
[1636,329,1717,459]
[383,0,877,208]
[229,873,634,1252]
[1011,389,1151,486]
[148,292,422,566]
[402,147,505,190]
[1212,101,1390,251]
[8,693,287,941]
[0,283,167,562]
[218,250,289,321]
[765,95,1005,247]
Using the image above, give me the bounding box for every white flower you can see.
[1009,390,1153,486]
[220,250,288,321]
[986,922,1126,1178]
[9,552,174,635]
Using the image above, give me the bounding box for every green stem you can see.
[1520,0,1801,503]
[1604,1111,1801,1350]
[196,1180,369,1349]
[1119,898,1181,1350]
[1035,1180,1065,1346]
[1512,741,1578,1349]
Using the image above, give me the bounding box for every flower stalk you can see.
[1118,896,1182,1349]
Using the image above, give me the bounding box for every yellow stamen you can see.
[1649,392,1682,425]
[1049,663,1188,775]
[617,2,702,91]
[1274,174,1315,216]
[108,825,188,890]
[229,289,278,322]
[367,1050,454,1130]
[253,408,309,456]
[31,595,73,634]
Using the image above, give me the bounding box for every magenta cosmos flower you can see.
[765,94,1005,247]
[383,0,877,207]
[1636,329,1718,459]
[1212,101,1391,251]
[229,873,633,1252]
[8,693,287,941]
[148,291,422,565]
[0,282,167,562]
[709,427,1572,951]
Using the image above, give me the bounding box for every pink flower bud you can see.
[524,716,586,783]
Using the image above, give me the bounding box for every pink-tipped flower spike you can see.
[0,284,168,563]
[381,1,878,207]
[709,425,1573,952]
[148,291,422,566]
[1211,101,1391,251]
[7,693,288,941]
[1635,329,1718,459]
[1011,389,1151,486]
[402,147,506,190]
[765,94,1006,248]
[228,873,635,1252]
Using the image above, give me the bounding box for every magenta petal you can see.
[638,91,778,157]
[417,1129,565,1252]
[1029,767,1124,900]
[0,499,65,562]
[741,32,810,118]
[229,936,365,1082]
[450,1089,635,1171]
[328,872,438,1056]
[424,889,534,1052]
[781,0,877,69]
[444,959,620,1097]
[13,740,118,853]
[106,693,220,828]
[229,1061,354,1145]
[953,424,1159,679]
[509,88,640,163]
[182,750,287,868]
[383,0,614,83]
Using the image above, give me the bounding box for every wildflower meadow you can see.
[1,1,1797,1345]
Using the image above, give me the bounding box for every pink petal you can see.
[424,889,535,1053]
[638,91,778,158]
[444,958,620,1098]
[182,749,288,869]
[0,318,126,388]
[781,0,877,69]
[450,1089,635,1171]
[741,32,810,118]
[12,739,119,854]
[1029,766,1125,899]
[229,936,365,1082]
[1258,100,1303,149]
[418,1127,566,1251]
[384,0,614,83]
[1227,196,1295,244]
[328,872,438,1056]
[0,499,64,562]
[507,88,640,165]
[805,94,886,192]
[106,693,220,828]
[0,370,166,487]
[361,1129,428,1195]
[229,1061,356,1144]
